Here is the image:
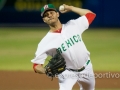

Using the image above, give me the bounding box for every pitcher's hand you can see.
[59,4,73,13]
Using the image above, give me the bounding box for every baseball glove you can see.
[45,51,66,80]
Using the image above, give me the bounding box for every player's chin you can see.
[48,21,56,25]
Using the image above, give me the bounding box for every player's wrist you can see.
[65,5,73,11]
[69,6,74,11]
[34,64,45,74]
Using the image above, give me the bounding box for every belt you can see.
[66,60,90,72]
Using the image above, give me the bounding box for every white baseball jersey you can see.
[31,15,90,69]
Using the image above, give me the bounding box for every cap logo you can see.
[41,4,56,17]
[44,5,48,10]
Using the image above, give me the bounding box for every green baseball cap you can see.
[41,4,57,17]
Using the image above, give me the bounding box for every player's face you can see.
[42,10,59,25]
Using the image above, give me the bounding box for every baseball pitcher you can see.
[31,4,96,90]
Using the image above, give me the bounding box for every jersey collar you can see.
[52,28,62,33]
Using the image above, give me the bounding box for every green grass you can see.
[0,27,120,71]
[82,28,120,71]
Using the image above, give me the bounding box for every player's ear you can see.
[56,12,60,17]
[43,18,46,23]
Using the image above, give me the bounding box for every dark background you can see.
[0,0,120,27]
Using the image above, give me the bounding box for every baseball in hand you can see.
[59,5,65,11]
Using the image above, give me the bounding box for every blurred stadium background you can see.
[0,0,120,27]
[0,0,120,90]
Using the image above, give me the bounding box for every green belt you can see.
[67,60,90,72]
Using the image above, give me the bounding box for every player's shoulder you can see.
[64,19,76,26]
[38,31,58,44]
[38,32,49,43]
[65,16,86,25]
